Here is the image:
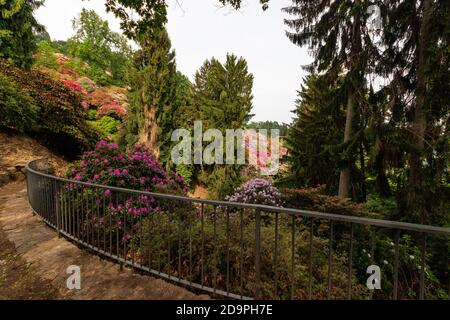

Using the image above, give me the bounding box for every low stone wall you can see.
[0,164,27,187]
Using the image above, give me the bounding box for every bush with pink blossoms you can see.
[225,178,282,207]
[60,78,84,93]
[97,101,127,119]
[65,141,188,242]
[66,140,188,193]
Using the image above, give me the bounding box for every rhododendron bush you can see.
[60,78,84,93]
[65,141,188,242]
[66,140,187,193]
[0,60,99,157]
[97,101,127,119]
[225,178,282,207]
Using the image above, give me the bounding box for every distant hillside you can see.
[33,41,130,141]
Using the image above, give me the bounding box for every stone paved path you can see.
[0,181,209,300]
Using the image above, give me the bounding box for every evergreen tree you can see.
[192,54,254,199]
[193,54,254,130]
[0,0,45,68]
[379,0,450,224]
[125,28,177,160]
[283,0,377,199]
[284,74,346,193]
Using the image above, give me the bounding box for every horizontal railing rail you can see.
[26,159,450,300]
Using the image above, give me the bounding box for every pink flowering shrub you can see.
[67,140,187,192]
[97,101,127,119]
[244,130,275,169]
[225,178,282,207]
[65,140,188,241]
[60,78,84,93]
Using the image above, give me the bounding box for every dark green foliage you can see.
[123,29,194,171]
[193,54,254,130]
[192,54,254,199]
[283,0,378,199]
[0,60,99,158]
[158,72,193,166]
[201,166,242,200]
[0,73,39,132]
[125,28,176,154]
[52,40,68,54]
[283,74,346,194]
[378,0,450,225]
[171,72,195,129]
[282,0,449,225]
[105,0,168,39]
[0,0,45,68]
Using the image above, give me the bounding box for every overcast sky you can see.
[35,0,312,124]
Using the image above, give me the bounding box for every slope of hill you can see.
[34,44,129,142]
[0,129,68,187]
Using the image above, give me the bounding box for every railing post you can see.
[255,209,261,299]
[55,181,61,237]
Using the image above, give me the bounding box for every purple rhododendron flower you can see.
[225,178,282,207]
[64,141,188,245]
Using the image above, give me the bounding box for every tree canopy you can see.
[68,9,132,85]
[0,0,45,68]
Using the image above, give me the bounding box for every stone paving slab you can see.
[0,181,209,300]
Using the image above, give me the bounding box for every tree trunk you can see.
[138,104,160,160]
[338,90,355,199]
[407,0,433,223]
[338,1,362,200]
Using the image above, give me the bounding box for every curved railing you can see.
[26,159,450,300]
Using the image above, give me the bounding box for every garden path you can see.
[0,181,209,300]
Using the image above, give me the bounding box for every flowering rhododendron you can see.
[97,101,127,118]
[65,141,188,241]
[60,78,84,93]
[225,178,282,207]
[67,140,187,193]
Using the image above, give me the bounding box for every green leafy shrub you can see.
[85,109,97,121]
[0,73,39,132]
[135,207,369,299]
[0,59,99,157]
[175,164,193,187]
[89,116,120,136]
[281,186,379,218]
[363,194,397,216]
[200,166,242,200]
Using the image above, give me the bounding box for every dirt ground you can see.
[0,129,68,175]
[0,181,209,300]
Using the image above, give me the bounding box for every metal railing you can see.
[26,159,450,300]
